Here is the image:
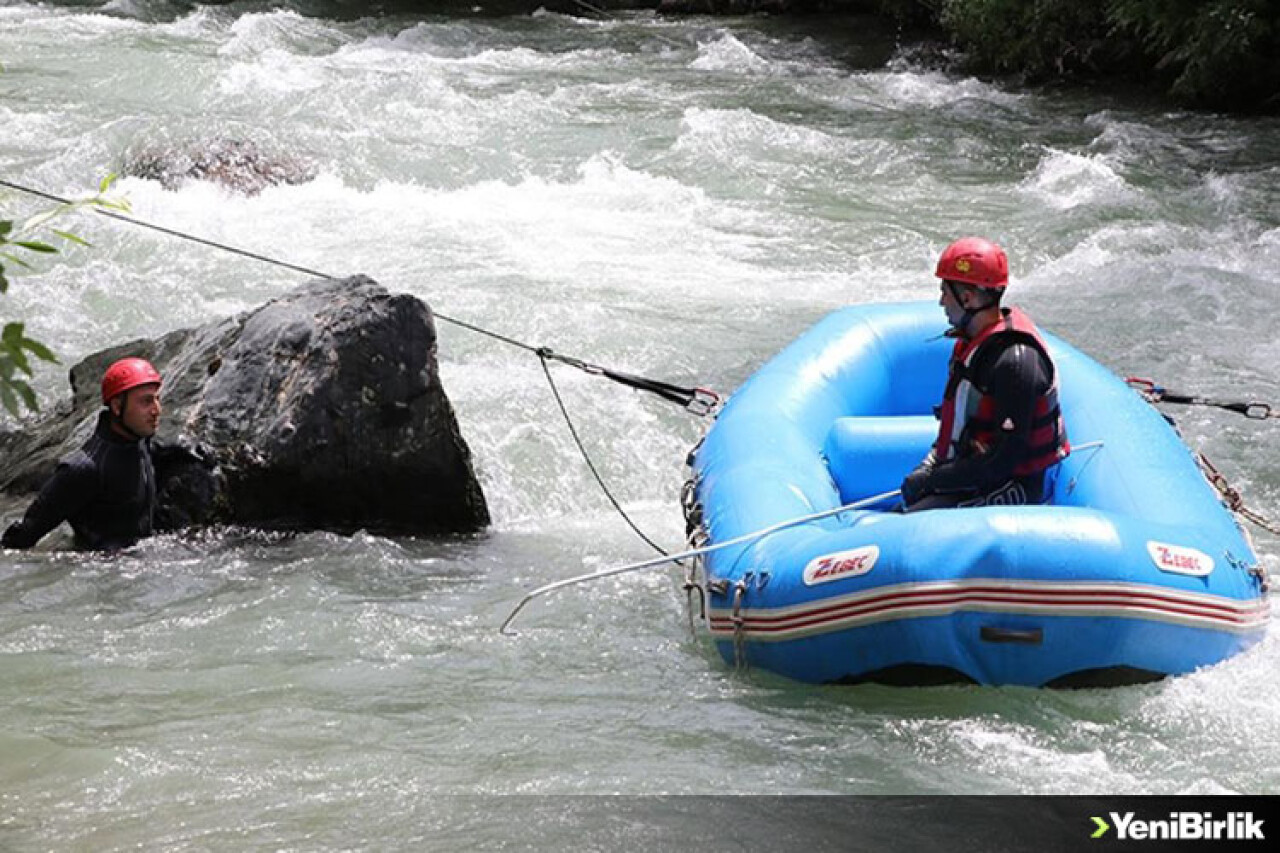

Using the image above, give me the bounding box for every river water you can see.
[2,1,1278,846]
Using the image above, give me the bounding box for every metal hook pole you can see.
[499,489,901,636]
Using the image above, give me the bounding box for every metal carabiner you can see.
[686,387,722,417]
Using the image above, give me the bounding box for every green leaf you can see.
[20,208,62,234]
[51,229,91,247]
[5,346,30,376]
[0,220,13,238]
[1,252,34,270]
[99,172,118,194]
[0,380,17,418]
[0,266,8,294]
[22,336,57,364]
[1,325,33,372]
[12,378,37,412]
[13,240,57,254]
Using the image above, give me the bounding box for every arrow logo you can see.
[1091,816,1111,838]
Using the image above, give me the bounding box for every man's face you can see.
[113,384,162,438]
[939,280,969,328]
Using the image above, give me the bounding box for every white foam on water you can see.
[1019,148,1139,211]
[217,49,330,96]
[465,43,623,72]
[153,6,227,40]
[332,22,623,73]
[675,106,841,161]
[0,7,143,40]
[218,10,351,60]
[871,66,1025,110]
[215,13,349,96]
[690,32,771,73]
[1125,628,1280,792]
[946,720,1132,793]
[0,105,68,150]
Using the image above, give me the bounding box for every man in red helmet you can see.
[2,358,163,550]
[900,237,1070,511]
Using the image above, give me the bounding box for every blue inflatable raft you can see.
[685,301,1269,687]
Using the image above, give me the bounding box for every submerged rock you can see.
[121,138,317,196]
[0,277,490,537]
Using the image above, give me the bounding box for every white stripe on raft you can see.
[706,579,1271,641]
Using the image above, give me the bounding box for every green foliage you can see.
[1,175,130,418]
[1108,0,1279,110]
[939,0,1121,79]
[928,0,1279,110]
[0,322,55,417]
[872,0,942,28]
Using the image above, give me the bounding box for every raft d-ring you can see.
[731,580,748,672]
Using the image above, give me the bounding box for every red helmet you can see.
[936,237,1009,289]
[101,357,162,404]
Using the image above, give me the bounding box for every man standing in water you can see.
[2,358,162,550]
[901,237,1070,511]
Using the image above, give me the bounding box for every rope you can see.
[536,347,720,415]
[499,488,901,635]
[1122,375,1278,534]
[1126,377,1279,420]
[1,177,334,281]
[569,0,612,17]
[1196,452,1280,536]
[538,352,673,559]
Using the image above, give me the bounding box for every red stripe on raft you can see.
[707,582,1269,636]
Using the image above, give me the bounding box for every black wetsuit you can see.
[1,411,156,551]
[903,339,1054,510]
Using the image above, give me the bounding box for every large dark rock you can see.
[0,276,490,536]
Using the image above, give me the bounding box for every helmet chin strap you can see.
[946,281,978,337]
[946,281,999,337]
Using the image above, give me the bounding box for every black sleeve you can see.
[0,458,98,549]
[921,342,1051,495]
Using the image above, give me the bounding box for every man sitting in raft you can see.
[2,358,163,551]
[900,237,1070,511]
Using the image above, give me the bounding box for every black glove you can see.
[900,465,934,507]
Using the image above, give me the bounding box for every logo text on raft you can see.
[803,546,880,586]
[1146,541,1214,576]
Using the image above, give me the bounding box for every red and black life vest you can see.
[933,307,1070,477]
